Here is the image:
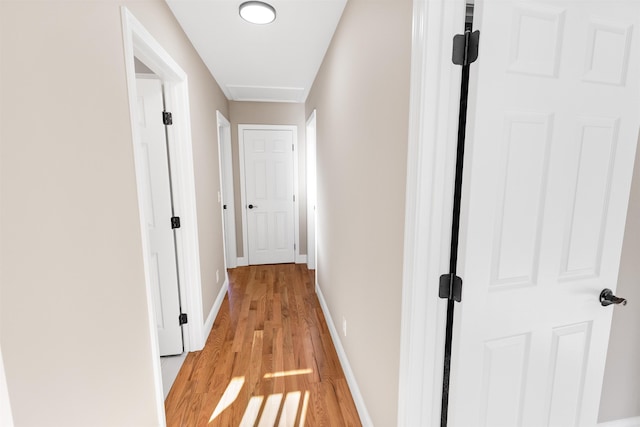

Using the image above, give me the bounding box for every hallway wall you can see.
[305,0,413,425]
[228,101,307,259]
[0,1,228,425]
[599,133,640,422]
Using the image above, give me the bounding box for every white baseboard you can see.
[236,256,307,265]
[315,282,373,427]
[600,416,640,427]
[204,274,229,341]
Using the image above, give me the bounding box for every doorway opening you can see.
[122,6,207,422]
[134,58,186,398]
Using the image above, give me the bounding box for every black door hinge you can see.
[452,30,480,66]
[439,273,463,302]
[171,216,181,229]
[223,204,227,210]
[179,313,188,325]
[162,111,173,125]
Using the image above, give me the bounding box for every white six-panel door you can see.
[242,129,295,265]
[136,78,183,356]
[450,1,640,426]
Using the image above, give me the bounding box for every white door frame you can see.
[397,0,467,425]
[122,7,206,424]
[238,124,300,265]
[306,110,317,270]
[216,111,237,269]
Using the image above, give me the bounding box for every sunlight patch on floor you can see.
[263,368,313,379]
[209,376,245,422]
[208,376,311,426]
[239,395,264,427]
[256,393,283,426]
[299,391,310,426]
[278,391,301,427]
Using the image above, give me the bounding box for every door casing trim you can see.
[216,111,237,269]
[122,7,206,425]
[306,110,317,271]
[397,0,466,425]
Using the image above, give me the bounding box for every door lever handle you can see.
[248,204,258,209]
[600,288,627,307]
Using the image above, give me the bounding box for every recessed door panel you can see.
[491,113,552,289]
[546,322,592,427]
[561,118,618,278]
[480,334,531,427]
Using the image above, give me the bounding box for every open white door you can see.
[136,78,183,356]
[450,1,640,426]
[241,128,296,265]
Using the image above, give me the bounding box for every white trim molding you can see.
[204,273,229,341]
[237,124,300,265]
[599,417,640,427]
[306,109,317,271]
[122,7,206,425]
[216,111,237,269]
[295,254,307,264]
[315,283,373,427]
[0,345,14,427]
[122,6,205,354]
[397,0,466,426]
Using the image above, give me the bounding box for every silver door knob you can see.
[600,288,627,307]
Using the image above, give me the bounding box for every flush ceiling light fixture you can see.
[239,1,276,25]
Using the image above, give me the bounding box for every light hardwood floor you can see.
[165,264,362,426]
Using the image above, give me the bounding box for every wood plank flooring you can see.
[165,264,362,427]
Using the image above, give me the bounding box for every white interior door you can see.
[451,1,640,426]
[306,111,317,270]
[242,129,295,265]
[136,78,183,356]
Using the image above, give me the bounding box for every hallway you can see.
[165,264,361,426]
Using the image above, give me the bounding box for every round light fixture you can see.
[239,1,276,25]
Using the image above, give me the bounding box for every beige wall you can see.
[228,101,307,258]
[599,134,640,422]
[305,0,413,425]
[0,1,228,425]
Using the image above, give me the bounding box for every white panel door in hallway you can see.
[450,2,639,426]
[242,129,295,265]
[136,78,183,356]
